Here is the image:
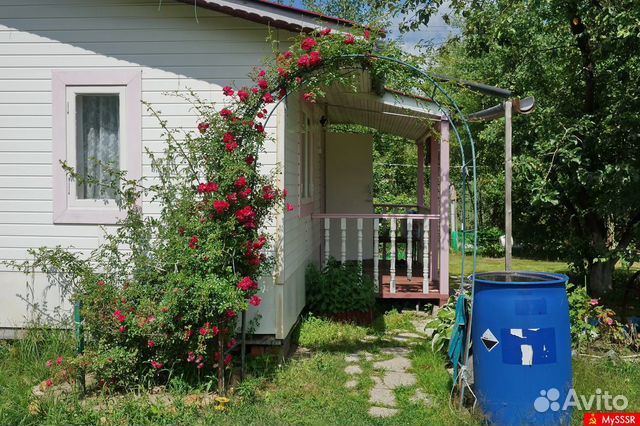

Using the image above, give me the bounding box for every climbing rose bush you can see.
[14,26,381,390]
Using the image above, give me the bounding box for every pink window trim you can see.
[52,69,142,225]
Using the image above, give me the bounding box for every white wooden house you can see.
[0,0,452,345]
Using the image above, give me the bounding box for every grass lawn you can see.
[449,252,570,275]
[1,312,639,426]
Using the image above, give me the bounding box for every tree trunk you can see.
[588,259,615,296]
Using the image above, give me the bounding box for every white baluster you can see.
[390,217,397,294]
[407,218,413,280]
[357,218,363,269]
[324,218,330,267]
[340,218,347,264]
[423,217,430,293]
[373,218,379,292]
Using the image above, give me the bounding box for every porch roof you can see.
[321,71,446,140]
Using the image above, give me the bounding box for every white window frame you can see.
[52,70,141,225]
[300,111,313,204]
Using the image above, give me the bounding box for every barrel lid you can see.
[472,271,569,285]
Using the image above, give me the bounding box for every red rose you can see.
[113,310,126,323]
[309,51,322,66]
[187,352,195,362]
[255,124,265,133]
[237,277,258,291]
[303,92,316,103]
[197,183,207,193]
[213,200,230,214]
[238,89,250,102]
[223,133,235,143]
[235,205,256,224]
[263,93,274,103]
[147,340,156,348]
[226,142,239,152]
[199,326,209,336]
[56,356,64,366]
[301,37,318,51]
[212,325,220,336]
[364,30,371,40]
[227,338,237,348]
[189,235,199,249]
[251,87,259,95]
[295,76,304,84]
[234,176,247,188]
[258,79,269,90]
[320,28,332,37]
[226,310,237,319]
[46,379,53,387]
[245,155,255,165]
[297,54,310,68]
[344,34,356,45]
[239,187,252,199]
[151,360,163,369]
[223,86,234,96]
[227,192,238,204]
[220,108,233,118]
[262,185,276,201]
[283,188,289,197]
[287,203,295,212]
[198,122,210,134]
[206,182,219,193]
[258,70,266,77]
[184,329,193,341]
[253,235,267,250]
[257,112,265,119]
[283,50,293,59]
[119,325,127,333]
[224,354,233,366]
[249,295,262,306]
[277,67,289,78]
[278,88,287,99]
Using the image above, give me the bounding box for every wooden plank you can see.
[373,218,379,292]
[505,100,513,272]
[423,217,430,293]
[390,217,396,293]
[340,218,346,264]
[324,217,330,267]
[407,218,413,279]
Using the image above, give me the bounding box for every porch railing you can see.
[312,213,440,294]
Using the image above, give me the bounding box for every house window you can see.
[52,70,141,224]
[301,113,313,202]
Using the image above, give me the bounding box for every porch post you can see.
[417,139,425,210]
[439,117,450,297]
[429,136,439,283]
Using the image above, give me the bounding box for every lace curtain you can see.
[75,94,120,200]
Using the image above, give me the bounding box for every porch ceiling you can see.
[321,71,446,141]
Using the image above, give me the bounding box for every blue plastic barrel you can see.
[471,272,572,426]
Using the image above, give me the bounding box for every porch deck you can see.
[361,259,448,302]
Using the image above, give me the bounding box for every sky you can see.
[288,0,457,55]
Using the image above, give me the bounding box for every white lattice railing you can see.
[312,213,439,294]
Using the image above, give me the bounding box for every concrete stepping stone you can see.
[397,332,422,339]
[373,356,411,372]
[382,371,417,389]
[410,389,435,407]
[358,351,374,361]
[369,386,396,406]
[368,406,398,418]
[344,365,363,375]
[345,379,358,389]
[380,347,411,356]
[345,354,360,363]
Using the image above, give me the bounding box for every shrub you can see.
[305,259,375,315]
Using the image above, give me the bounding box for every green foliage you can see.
[305,259,376,315]
[477,226,505,258]
[567,283,631,349]
[425,297,458,353]
[297,314,370,350]
[410,0,640,294]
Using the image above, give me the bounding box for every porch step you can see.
[379,275,448,303]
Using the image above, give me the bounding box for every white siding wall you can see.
[280,97,323,336]
[0,0,289,333]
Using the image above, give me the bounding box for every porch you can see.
[311,211,449,303]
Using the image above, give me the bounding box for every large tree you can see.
[386,0,640,294]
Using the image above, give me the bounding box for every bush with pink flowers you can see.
[11,26,383,391]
